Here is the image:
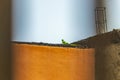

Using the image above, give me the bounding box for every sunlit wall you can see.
[12,0,96,43]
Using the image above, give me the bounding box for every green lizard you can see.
[61,39,77,46]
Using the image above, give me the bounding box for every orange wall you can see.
[12,44,95,80]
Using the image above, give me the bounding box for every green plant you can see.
[61,39,77,46]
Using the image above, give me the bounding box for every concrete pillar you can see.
[95,0,107,34]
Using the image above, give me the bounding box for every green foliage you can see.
[61,39,77,46]
[61,39,69,45]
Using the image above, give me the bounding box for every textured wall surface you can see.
[12,44,95,80]
[73,30,120,80]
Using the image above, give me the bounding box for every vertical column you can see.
[0,0,12,80]
[95,7,107,34]
[95,0,107,80]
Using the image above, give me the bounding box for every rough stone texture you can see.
[73,29,120,80]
